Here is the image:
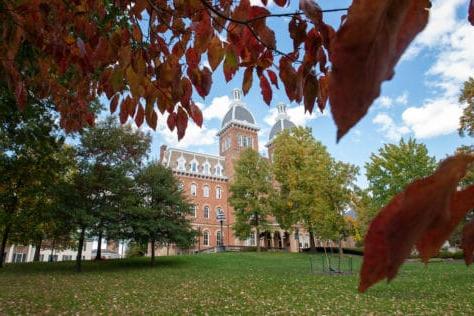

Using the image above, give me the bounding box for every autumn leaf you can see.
[267,70,279,89]
[135,105,145,127]
[110,94,119,113]
[329,0,430,141]
[274,0,287,7]
[223,48,238,82]
[242,67,253,95]
[259,74,272,105]
[176,107,188,140]
[359,154,474,293]
[317,75,329,112]
[299,0,323,25]
[15,81,27,110]
[208,36,225,71]
[416,185,474,263]
[303,72,318,114]
[462,219,474,265]
[189,102,203,127]
[167,112,177,131]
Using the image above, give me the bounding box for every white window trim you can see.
[203,185,210,197]
[203,231,210,246]
[190,183,197,196]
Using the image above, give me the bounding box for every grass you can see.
[1,252,473,315]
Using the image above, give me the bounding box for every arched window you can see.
[216,231,222,246]
[190,183,197,196]
[203,185,209,197]
[203,160,211,175]
[216,186,223,199]
[190,205,197,217]
[203,206,210,219]
[190,158,198,173]
[216,207,222,217]
[215,163,223,177]
[177,156,186,171]
[203,231,210,246]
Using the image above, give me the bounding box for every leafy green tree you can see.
[365,138,437,212]
[0,81,68,267]
[272,127,333,250]
[130,163,194,265]
[76,116,151,260]
[230,149,273,252]
[459,77,474,137]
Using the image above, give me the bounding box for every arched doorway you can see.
[273,231,282,249]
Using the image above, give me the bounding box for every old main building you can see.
[159,88,308,254]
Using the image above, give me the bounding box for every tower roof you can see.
[268,103,296,142]
[218,88,259,135]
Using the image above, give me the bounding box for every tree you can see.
[0,81,68,267]
[459,77,474,137]
[230,149,273,252]
[77,116,151,261]
[365,138,437,212]
[131,163,195,265]
[272,127,358,250]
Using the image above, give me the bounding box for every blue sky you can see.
[117,0,473,188]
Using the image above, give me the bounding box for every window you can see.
[48,255,58,262]
[177,182,184,191]
[217,231,223,246]
[177,156,186,171]
[250,232,256,246]
[238,135,253,148]
[222,137,231,151]
[190,205,197,217]
[203,185,209,197]
[40,254,44,262]
[83,243,87,251]
[190,184,197,196]
[203,231,210,246]
[190,159,198,173]
[216,186,223,199]
[13,253,26,263]
[215,164,223,177]
[203,206,210,219]
[62,255,73,261]
[203,161,211,175]
[216,207,222,217]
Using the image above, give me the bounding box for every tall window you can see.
[177,156,186,171]
[238,135,253,148]
[191,184,197,196]
[190,205,197,217]
[216,186,223,199]
[250,232,256,246]
[203,231,210,246]
[222,137,231,151]
[204,206,210,219]
[216,207,222,217]
[215,164,223,177]
[191,161,197,172]
[203,162,210,175]
[203,185,209,197]
[217,231,222,246]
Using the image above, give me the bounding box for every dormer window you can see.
[215,163,223,177]
[177,156,186,171]
[203,160,211,175]
[190,158,198,173]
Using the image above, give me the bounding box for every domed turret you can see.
[220,88,257,129]
[268,103,296,142]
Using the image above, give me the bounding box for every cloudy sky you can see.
[119,0,474,187]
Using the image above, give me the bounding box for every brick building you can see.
[159,88,321,254]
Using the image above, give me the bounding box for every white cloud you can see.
[263,103,322,127]
[373,113,410,141]
[402,98,464,139]
[397,0,472,139]
[378,96,393,108]
[396,92,408,105]
[202,95,231,121]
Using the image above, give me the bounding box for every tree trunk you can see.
[0,222,12,268]
[49,239,56,262]
[255,213,260,252]
[309,230,316,251]
[33,238,42,262]
[151,239,156,266]
[76,227,85,272]
[95,230,103,260]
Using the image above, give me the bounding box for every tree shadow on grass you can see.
[0,257,188,276]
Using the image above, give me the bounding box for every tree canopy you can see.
[459,77,474,138]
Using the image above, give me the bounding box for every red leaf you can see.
[135,104,144,127]
[329,0,430,141]
[469,0,474,25]
[317,75,329,112]
[208,36,225,71]
[299,0,323,25]
[223,48,238,82]
[185,47,200,70]
[176,107,188,140]
[167,112,177,131]
[190,101,203,127]
[110,94,119,113]
[242,67,253,95]
[259,74,272,105]
[132,24,142,42]
[303,72,318,114]
[289,16,307,51]
[180,77,192,108]
[267,69,279,89]
[416,185,474,263]
[274,0,287,7]
[279,56,298,102]
[462,219,474,265]
[119,99,128,124]
[359,154,474,293]
[146,108,158,130]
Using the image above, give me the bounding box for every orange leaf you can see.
[462,219,474,265]
[185,47,200,70]
[167,112,177,131]
[223,48,238,82]
[132,25,142,42]
[190,101,203,128]
[146,108,157,130]
[416,185,474,263]
[317,75,329,112]
[359,154,474,293]
[329,0,430,141]
[208,36,225,71]
[242,67,253,95]
[259,74,272,105]
[176,107,188,140]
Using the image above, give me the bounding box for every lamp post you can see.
[216,210,226,252]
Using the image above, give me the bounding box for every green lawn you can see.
[1,252,473,314]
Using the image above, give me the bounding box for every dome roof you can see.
[220,88,257,129]
[269,118,296,140]
[268,103,296,141]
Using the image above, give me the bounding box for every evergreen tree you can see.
[459,78,474,138]
[230,149,273,252]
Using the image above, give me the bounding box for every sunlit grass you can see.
[1,252,473,314]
